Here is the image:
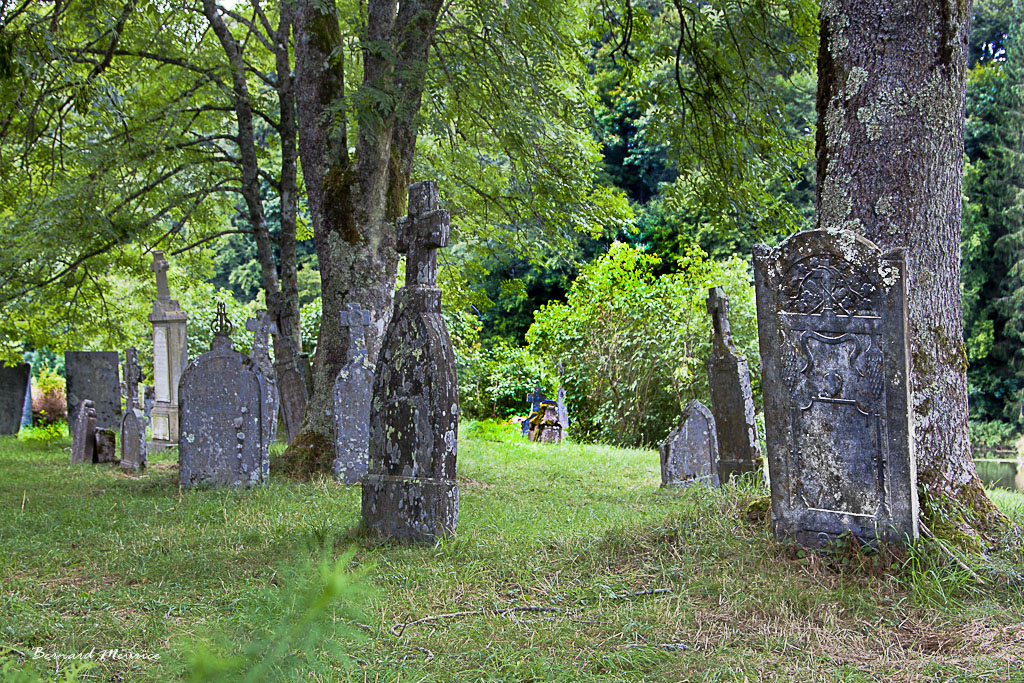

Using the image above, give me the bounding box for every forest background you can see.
[1,0,1022,451]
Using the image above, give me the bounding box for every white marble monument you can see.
[148,251,188,448]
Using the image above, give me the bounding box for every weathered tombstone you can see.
[753,229,918,547]
[333,304,374,484]
[362,181,459,541]
[0,364,31,434]
[20,374,33,429]
[556,387,569,438]
[148,251,188,448]
[275,352,311,443]
[70,399,98,464]
[659,400,719,488]
[178,303,268,489]
[95,428,117,463]
[142,386,156,421]
[246,311,280,455]
[65,351,121,431]
[530,402,563,443]
[120,348,148,472]
[522,385,546,437]
[706,287,762,482]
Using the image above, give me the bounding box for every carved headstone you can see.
[246,311,280,454]
[334,304,374,484]
[0,364,31,434]
[148,250,188,448]
[706,288,761,482]
[65,351,121,431]
[70,399,97,464]
[660,400,719,487]
[362,181,459,541]
[275,352,311,443]
[753,229,918,547]
[179,303,268,489]
[120,348,148,472]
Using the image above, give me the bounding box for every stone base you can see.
[361,474,458,542]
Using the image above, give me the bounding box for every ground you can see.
[0,427,1022,682]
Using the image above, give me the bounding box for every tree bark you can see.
[815,0,1004,538]
[284,0,443,474]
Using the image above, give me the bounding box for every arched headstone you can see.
[753,229,917,546]
[179,304,268,489]
[334,304,373,484]
[660,400,719,487]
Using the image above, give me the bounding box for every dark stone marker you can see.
[95,428,117,463]
[70,399,97,464]
[706,287,762,482]
[246,311,280,454]
[753,229,918,547]
[0,364,30,434]
[522,385,546,437]
[65,351,121,431]
[362,181,459,541]
[660,400,719,488]
[179,304,268,489]
[120,348,148,472]
[334,304,374,484]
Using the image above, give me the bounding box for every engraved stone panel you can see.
[178,304,268,489]
[660,400,719,487]
[334,304,374,484]
[753,229,918,547]
[65,351,121,431]
[0,364,30,435]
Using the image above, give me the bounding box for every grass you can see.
[0,430,1023,682]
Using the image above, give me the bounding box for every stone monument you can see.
[706,287,761,482]
[20,373,33,429]
[65,351,121,431]
[333,304,374,484]
[246,310,280,455]
[660,400,719,487]
[120,348,148,472]
[70,399,98,464]
[179,303,269,489]
[148,250,188,448]
[753,229,918,547]
[0,364,30,435]
[362,181,459,541]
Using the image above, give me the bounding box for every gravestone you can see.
[95,429,117,463]
[120,348,148,472]
[362,181,459,541]
[706,288,761,482]
[148,251,188,447]
[333,304,374,484]
[522,385,546,437]
[275,352,311,443]
[753,229,918,547]
[179,303,268,489]
[142,386,155,421]
[20,374,33,429]
[556,387,569,438]
[65,351,121,431]
[660,400,719,487]
[0,364,30,434]
[70,399,97,464]
[246,311,280,455]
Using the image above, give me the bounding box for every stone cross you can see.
[123,347,142,409]
[753,229,917,547]
[245,311,278,379]
[151,251,171,302]
[707,287,739,356]
[397,182,449,288]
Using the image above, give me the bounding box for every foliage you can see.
[968,419,1018,449]
[525,242,758,447]
[32,365,64,397]
[458,339,556,420]
[17,421,68,444]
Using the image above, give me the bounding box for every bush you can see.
[525,242,758,448]
[31,364,66,424]
[457,340,554,420]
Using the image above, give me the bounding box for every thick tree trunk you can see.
[815,0,1004,538]
[283,0,443,475]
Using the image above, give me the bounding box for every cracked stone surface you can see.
[120,347,148,472]
[362,181,459,542]
[753,229,918,547]
[334,304,374,484]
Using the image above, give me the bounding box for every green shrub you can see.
[457,340,554,419]
[18,421,69,442]
[525,242,758,448]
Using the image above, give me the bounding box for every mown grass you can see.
[0,429,1022,682]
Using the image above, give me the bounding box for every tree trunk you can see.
[283,0,443,475]
[815,0,1004,539]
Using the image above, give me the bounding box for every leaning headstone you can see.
[0,364,31,434]
[659,400,719,487]
[20,374,33,429]
[65,351,121,431]
[706,287,762,482]
[148,251,188,448]
[753,229,918,547]
[70,399,98,464]
[362,181,459,541]
[275,352,310,443]
[246,311,280,454]
[333,304,374,484]
[120,348,148,472]
[179,303,268,489]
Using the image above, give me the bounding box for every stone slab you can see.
[65,351,121,431]
[0,364,30,435]
[660,400,719,487]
